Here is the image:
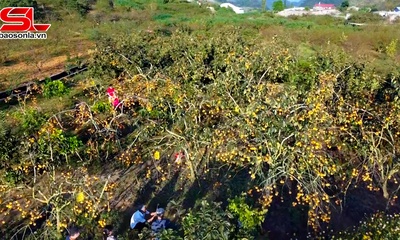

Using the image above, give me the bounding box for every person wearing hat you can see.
[151,208,170,237]
[66,226,80,240]
[130,204,157,232]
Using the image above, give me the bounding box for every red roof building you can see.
[313,2,335,10]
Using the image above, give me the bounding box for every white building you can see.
[220,3,245,14]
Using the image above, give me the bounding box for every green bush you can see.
[182,201,236,240]
[115,0,145,10]
[181,200,255,239]
[42,80,69,98]
[0,0,44,19]
[92,101,112,113]
[37,128,83,165]
[153,13,173,21]
[348,12,383,23]
[56,0,92,16]
[228,196,266,232]
[12,107,47,134]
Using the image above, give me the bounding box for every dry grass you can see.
[0,48,92,89]
[0,13,94,90]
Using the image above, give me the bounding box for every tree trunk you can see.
[56,208,61,232]
[261,0,267,11]
[382,179,389,199]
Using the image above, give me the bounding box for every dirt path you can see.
[0,55,66,80]
[0,41,93,90]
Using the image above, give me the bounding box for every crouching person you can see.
[130,205,156,233]
[151,208,171,239]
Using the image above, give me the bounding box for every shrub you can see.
[348,12,383,23]
[386,38,398,59]
[0,0,44,19]
[12,107,47,134]
[228,196,266,233]
[42,80,69,98]
[115,0,145,10]
[56,0,92,16]
[92,101,112,113]
[153,13,173,21]
[182,200,252,239]
[37,127,83,165]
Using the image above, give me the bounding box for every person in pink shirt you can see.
[106,85,120,108]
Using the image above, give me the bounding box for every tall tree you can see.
[273,0,285,11]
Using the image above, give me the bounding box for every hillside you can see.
[349,0,400,9]
[218,0,400,9]
[300,0,400,9]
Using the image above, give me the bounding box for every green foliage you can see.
[272,0,285,11]
[42,80,69,98]
[158,229,183,240]
[0,0,44,19]
[228,196,266,232]
[135,200,256,240]
[153,13,173,21]
[386,38,398,59]
[339,0,349,11]
[92,101,112,113]
[182,201,236,240]
[37,128,83,164]
[115,0,145,10]
[0,0,38,9]
[13,107,47,134]
[0,53,9,66]
[348,12,383,22]
[138,227,182,240]
[4,170,23,185]
[57,0,92,16]
[0,130,21,182]
[0,114,14,162]
[333,213,400,239]
[2,1,400,239]
[340,0,349,8]
[95,0,114,12]
[87,27,400,236]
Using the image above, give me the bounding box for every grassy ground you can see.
[0,13,93,89]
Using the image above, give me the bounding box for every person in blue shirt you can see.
[151,208,171,238]
[130,204,156,232]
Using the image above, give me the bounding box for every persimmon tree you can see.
[87,28,400,234]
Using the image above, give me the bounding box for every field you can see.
[1,0,400,239]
